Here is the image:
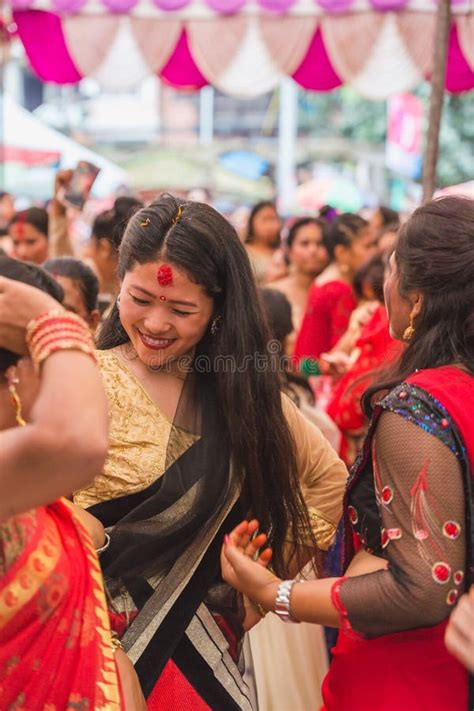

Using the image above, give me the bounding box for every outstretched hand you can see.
[221,520,281,613]
[225,519,272,566]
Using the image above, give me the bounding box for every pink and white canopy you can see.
[9,0,474,97]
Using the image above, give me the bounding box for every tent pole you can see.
[421,0,452,203]
[277,78,298,215]
[199,86,214,146]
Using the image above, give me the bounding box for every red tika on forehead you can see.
[157,264,173,287]
[15,213,26,239]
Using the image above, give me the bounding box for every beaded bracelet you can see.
[26,309,96,374]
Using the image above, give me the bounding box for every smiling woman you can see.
[118,261,213,367]
[75,194,347,710]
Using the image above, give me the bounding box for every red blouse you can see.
[326,305,401,461]
[294,280,357,360]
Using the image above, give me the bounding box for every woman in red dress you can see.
[221,196,474,711]
[0,258,144,710]
[294,213,377,366]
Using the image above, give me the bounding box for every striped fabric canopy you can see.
[8,0,474,97]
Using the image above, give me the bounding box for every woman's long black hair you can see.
[98,195,317,576]
[363,196,474,416]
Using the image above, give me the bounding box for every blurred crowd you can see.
[0,177,405,469]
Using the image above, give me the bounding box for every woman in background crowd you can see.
[270,218,329,353]
[245,201,282,285]
[84,197,143,311]
[369,205,399,236]
[294,213,377,368]
[44,256,101,332]
[376,222,400,253]
[9,207,49,264]
[0,192,15,254]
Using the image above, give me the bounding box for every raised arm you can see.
[48,169,75,257]
[339,411,466,636]
[0,278,108,521]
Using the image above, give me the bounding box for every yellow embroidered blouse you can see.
[75,350,347,551]
[74,350,198,509]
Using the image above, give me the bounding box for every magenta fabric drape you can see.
[10,6,473,95]
[14,9,82,83]
[159,30,208,89]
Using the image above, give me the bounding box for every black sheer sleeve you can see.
[340,411,466,637]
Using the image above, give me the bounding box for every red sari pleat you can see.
[148,659,212,711]
[0,499,122,710]
[322,621,467,711]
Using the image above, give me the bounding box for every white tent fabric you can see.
[1,94,128,199]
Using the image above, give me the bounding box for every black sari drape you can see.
[89,375,254,709]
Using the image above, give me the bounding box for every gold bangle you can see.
[110,631,124,652]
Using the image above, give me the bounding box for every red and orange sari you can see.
[0,498,123,710]
[327,305,401,464]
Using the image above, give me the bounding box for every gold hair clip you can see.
[172,206,183,226]
[140,217,151,227]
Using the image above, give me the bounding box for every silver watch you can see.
[274,579,302,623]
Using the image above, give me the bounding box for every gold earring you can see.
[403,315,415,342]
[8,379,27,427]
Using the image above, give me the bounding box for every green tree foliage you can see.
[298,84,473,187]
